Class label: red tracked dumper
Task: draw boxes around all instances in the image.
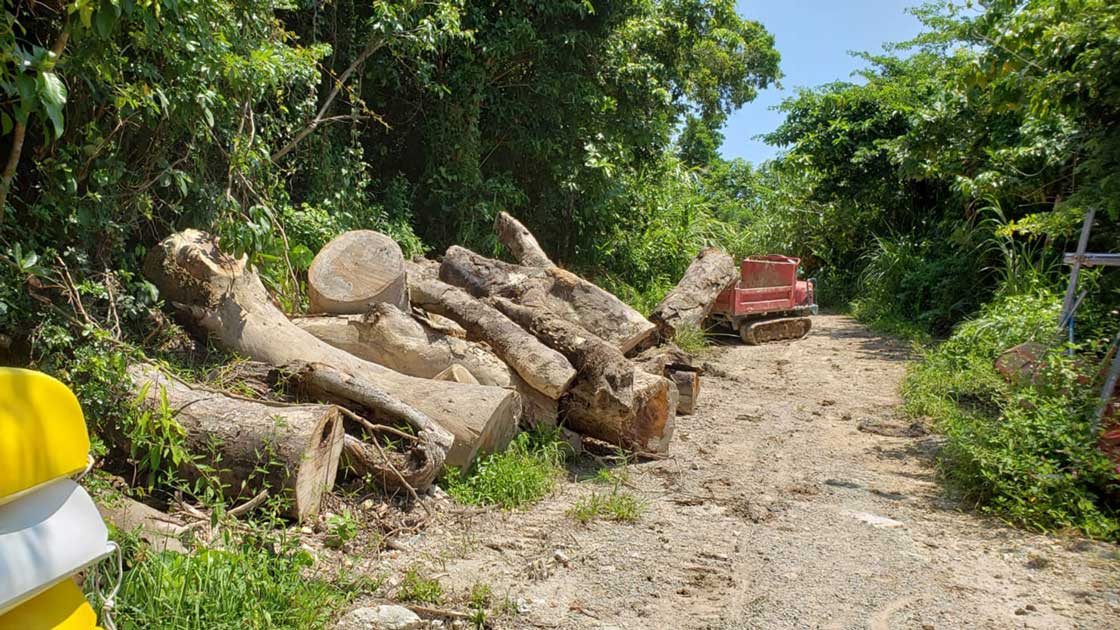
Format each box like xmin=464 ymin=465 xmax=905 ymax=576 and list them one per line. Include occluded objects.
xmin=708 ymin=255 xmax=817 ymax=344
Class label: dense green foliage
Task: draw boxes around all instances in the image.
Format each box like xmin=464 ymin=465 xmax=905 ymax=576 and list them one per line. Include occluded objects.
xmin=905 ymin=291 xmax=1119 ymax=537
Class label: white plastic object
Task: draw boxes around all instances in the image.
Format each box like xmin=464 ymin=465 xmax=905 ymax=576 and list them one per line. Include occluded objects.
xmin=0 ymin=479 xmax=114 ymax=615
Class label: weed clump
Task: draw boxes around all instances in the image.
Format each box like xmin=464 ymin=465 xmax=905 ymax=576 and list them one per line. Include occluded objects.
xmin=672 ymin=323 xmax=710 ymax=354
xmin=396 ymin=567 xmax=443 ymax=604
xmin=569 ymin=467 xmax=646 ymax=524
xmin=445 ymin=427 xmax=570 ymax=509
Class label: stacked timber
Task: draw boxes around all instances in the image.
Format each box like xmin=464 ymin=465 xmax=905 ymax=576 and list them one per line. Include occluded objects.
xmin=140 ymin=212 xmax=733 ymax=516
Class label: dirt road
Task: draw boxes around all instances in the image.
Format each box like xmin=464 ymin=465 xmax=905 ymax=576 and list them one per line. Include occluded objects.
xmin=372 ymin=315 xmax=1119 ymax=629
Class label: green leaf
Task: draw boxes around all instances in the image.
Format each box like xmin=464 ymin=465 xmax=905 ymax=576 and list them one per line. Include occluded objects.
xmin=0 ymin=113 xmax=11 ymax=135
xmin=94 ymin=5 xmax=117 ymax=38
xmin=37 ymin=72 xmax=68 ymax=138
xmin=14 ymin=75 xmax=37 ymax=123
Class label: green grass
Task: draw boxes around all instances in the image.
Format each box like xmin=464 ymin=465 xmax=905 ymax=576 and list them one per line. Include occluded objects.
xmin=903 ymin=291 xmax=1120 ymax=540
xmin=445 ymin=427 xmax=570 ymax=509
xmin=567 ymin=486 xmax=646 ymax=524
xmin=395 ymin=567 xmax=443 ymax=604
xmin=102 ymin=536 xmax=358 ymax=629
xmin=672 ymin=323 xmax=710 ymax=353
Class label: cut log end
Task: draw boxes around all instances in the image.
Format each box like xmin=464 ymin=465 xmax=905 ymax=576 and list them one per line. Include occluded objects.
xmin=308 ymin=230 xmax=408 ymax=314
xmin=293 ymin=406 xmax=346 ymax=513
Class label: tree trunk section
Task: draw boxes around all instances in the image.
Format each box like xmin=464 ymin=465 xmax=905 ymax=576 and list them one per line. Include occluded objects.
xmin=308 ymin=230 xmax=408 ymax=314
xmin=127 ymin=364 xmax=344 ymax=521
xmin=493 ymin=211 xmax=554 ymax=267
xmin=144 ymin=230 xmax=519 ymax=470
xmin=294 ymin=303 xmax=515 ymax=388
xmin=408 ymin=275 xmax=576 ymax=400
xmin=649 ymin=247 xmax=738 ymax=340
xmin=491 ymin=297 xmax=675 ymax=453
xmin=440 ymin=245 xmax=656 ymax=354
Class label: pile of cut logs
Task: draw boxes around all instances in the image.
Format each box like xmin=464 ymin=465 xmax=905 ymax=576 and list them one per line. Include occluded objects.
xmin=130 ymin=213 xmax=738 ymax=521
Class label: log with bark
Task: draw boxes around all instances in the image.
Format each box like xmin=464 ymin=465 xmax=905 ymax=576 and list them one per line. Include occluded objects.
xmin=493 ymin=211 xmax=554 ymax=268
xmin=491 ymin=297 xmax=676 ymax=453
xmin=144 ymin=230 xmax=519 ymax=470
xmin=308 ymin=230 xmax=409 ymax=314
xmin=127 ymin=364 xmax=344 ymax=521
xmin=407 ymin=275 xmax=576 ymax=400
xmin=440 ymin=245 xmax=657 ymax=354
xmin=276 ymin=361 xmax=458 ymax=491
xmin=648 ymin=247 xmax=738 ymax=340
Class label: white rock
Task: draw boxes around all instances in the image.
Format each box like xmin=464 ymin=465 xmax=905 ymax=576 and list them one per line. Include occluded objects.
xmin=335 ymin=605 xmax=423 ymax=630
xmin=850 ymin=512 xmax=904 ymax=528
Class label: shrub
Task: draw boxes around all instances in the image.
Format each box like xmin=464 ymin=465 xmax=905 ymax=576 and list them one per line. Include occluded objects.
xmin=904 ymin=290 xmax=1120 ymax=540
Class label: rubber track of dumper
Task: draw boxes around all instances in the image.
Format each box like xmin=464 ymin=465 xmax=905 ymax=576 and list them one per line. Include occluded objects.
xmin=740 ymin=317 xmax=812 ymax=345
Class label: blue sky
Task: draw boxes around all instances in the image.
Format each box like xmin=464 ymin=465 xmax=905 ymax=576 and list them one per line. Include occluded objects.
xmin=721 ymin=1 xmax=926 ymax=164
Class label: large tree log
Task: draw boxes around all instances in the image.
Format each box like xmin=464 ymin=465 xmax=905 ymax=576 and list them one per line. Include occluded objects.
xmin=491 ymin=297 xmax=676 ymax=453
xmin=294 ymin=303 xmax=515 ymax=388
xmin=296 ymin=305 xmax=560 ymax=427
xmin=440 ymin=246 xmax=657 ymax=354
xmin=408 ymin=275 xmax=576 ymax=400
xmin=308 ymin=230 xmax=408 ymax=314
xmin=493 ymin=211 xmax=554 ymax=268
xmin=649 ymin=247 xmax=738 ymax=340
xmin=127 ymin=364 xmax=344 ymax=521
xmin=144 ymin=230 xmax=519 ymax=469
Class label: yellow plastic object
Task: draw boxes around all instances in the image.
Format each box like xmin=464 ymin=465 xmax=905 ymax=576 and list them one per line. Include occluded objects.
xmin=0 ymin=368 xmax=90 ymax=504
xmin=0 ymin=580 xmax=100 ymax=630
